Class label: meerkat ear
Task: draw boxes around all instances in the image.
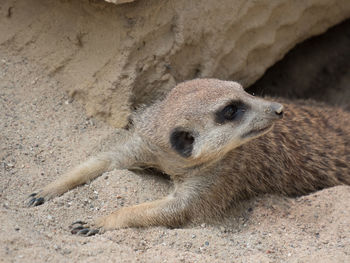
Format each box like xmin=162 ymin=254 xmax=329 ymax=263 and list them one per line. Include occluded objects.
xmin=170 ymin=128 xmax=195 ymax=158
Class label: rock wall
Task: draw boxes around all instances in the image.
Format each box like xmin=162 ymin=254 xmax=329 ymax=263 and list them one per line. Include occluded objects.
xmin=1 ymin=0 xmax=350 ymax=127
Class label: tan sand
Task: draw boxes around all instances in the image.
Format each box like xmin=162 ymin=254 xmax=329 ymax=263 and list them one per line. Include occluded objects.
xmin=1 ymin=49 xmax=350 ymax=263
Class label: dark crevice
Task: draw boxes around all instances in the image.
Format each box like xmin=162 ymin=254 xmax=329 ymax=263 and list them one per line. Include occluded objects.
xmin=247 ymin=19 xmax=350 ymax=111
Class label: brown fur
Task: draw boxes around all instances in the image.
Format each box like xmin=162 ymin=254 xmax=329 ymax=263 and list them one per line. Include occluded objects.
xmin=28 ymin=79 xmax=350 ymax=235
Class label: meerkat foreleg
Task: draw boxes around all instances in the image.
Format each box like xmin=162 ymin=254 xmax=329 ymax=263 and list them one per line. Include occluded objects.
xmin=98 ymin=195 xmax=188 ymax=229
xmin=28 ymin=153 xmax=114 ymax=206
xmin=70 ymin=176 xmax=230 ymax=235
xmin=28 ymin=133 xmax=150 ymax=206
xmin=71 ymin=190 xmax=192 ymax=235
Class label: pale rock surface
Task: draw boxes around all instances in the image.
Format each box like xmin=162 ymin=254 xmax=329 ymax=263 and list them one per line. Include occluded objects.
xmin=1 ymin=0 xmax=350 ymax=126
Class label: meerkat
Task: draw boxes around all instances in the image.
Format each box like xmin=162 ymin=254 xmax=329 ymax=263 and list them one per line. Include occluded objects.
xmin=28 ymin=79 xmax=350 ymax=236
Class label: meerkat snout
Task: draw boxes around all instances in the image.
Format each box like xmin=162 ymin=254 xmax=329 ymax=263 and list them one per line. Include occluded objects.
xmin=264 ymin=102 xmax=284 ymax=118
xmin=270 ymin=102 xmax=284 ymax=118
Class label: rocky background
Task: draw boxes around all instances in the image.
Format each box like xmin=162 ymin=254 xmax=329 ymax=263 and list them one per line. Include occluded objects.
xmin=1 ymin=0 xmax=350 ymax=126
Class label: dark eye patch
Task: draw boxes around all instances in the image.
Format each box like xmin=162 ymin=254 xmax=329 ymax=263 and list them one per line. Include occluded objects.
xmin=215 ymin=100 xmax=247 ymax=124
xmin=170 ymin=129 xmax=195 ymax=158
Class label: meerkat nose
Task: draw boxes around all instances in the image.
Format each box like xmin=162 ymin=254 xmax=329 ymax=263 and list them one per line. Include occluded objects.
xmin=270 ymin=102 xmax=284 ymax=118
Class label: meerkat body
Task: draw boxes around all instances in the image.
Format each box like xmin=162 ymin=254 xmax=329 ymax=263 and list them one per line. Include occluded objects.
xmin=28 ymin=79 xmax=350 ymax=235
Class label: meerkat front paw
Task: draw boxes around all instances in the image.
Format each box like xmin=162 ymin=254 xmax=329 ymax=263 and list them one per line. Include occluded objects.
xmin=27 ymin=182 xmax=70 ymax=207
xmin=70 ymin=212 xmax=125 ymax=236
xmin=27 ymin=192 xmax=46 ymax=206
xmin=70 ymin=221 xmax=101 ymax=236
xmin=27 ymin=189 xmax=57 ymax=207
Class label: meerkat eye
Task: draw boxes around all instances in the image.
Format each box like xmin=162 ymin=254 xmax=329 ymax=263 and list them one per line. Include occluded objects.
xmin=222 ymin=104 xmax=238 ymax=120
xmin=215 ymin=100 xmax=246 ymax=124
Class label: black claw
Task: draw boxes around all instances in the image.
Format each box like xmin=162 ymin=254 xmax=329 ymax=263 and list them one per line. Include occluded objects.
xmin=77 ymin=228 xmax=90 ymax=235
xmin=34 ymin=197 xmax=45 ymax=206
xmin=78 ymin=228 xmax=99 ymax=236
xmin=29 ymin=193 xmax=37 ymax=197
xmin=87 ymin=229 xmax=99 ymax=236
xmin=71 ymin=226 xmax=85 ymax=234
xmin=28 ymin=196 xmax=45 ymax=207
xmin=28 ymin=198 xmax=36 ymax=206
xmin=70 ymin=221 xmax=87 ymax=227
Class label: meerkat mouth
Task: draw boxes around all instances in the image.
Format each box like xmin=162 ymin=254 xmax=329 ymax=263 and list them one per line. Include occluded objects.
xmin=242 ymin=124 xmax=273 ymax=139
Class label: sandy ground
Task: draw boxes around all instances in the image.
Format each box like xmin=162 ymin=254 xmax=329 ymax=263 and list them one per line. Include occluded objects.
xmin=1 ymin=49 xmax=350 ymax=263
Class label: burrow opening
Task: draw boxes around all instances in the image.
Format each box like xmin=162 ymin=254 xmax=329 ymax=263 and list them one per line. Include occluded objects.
xmin=247 ymin=19 xmax=350 ymax=111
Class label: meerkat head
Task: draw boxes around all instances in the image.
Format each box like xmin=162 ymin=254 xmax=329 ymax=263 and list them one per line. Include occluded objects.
xmin=145 ymin=79 xmax=283 ymax=166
